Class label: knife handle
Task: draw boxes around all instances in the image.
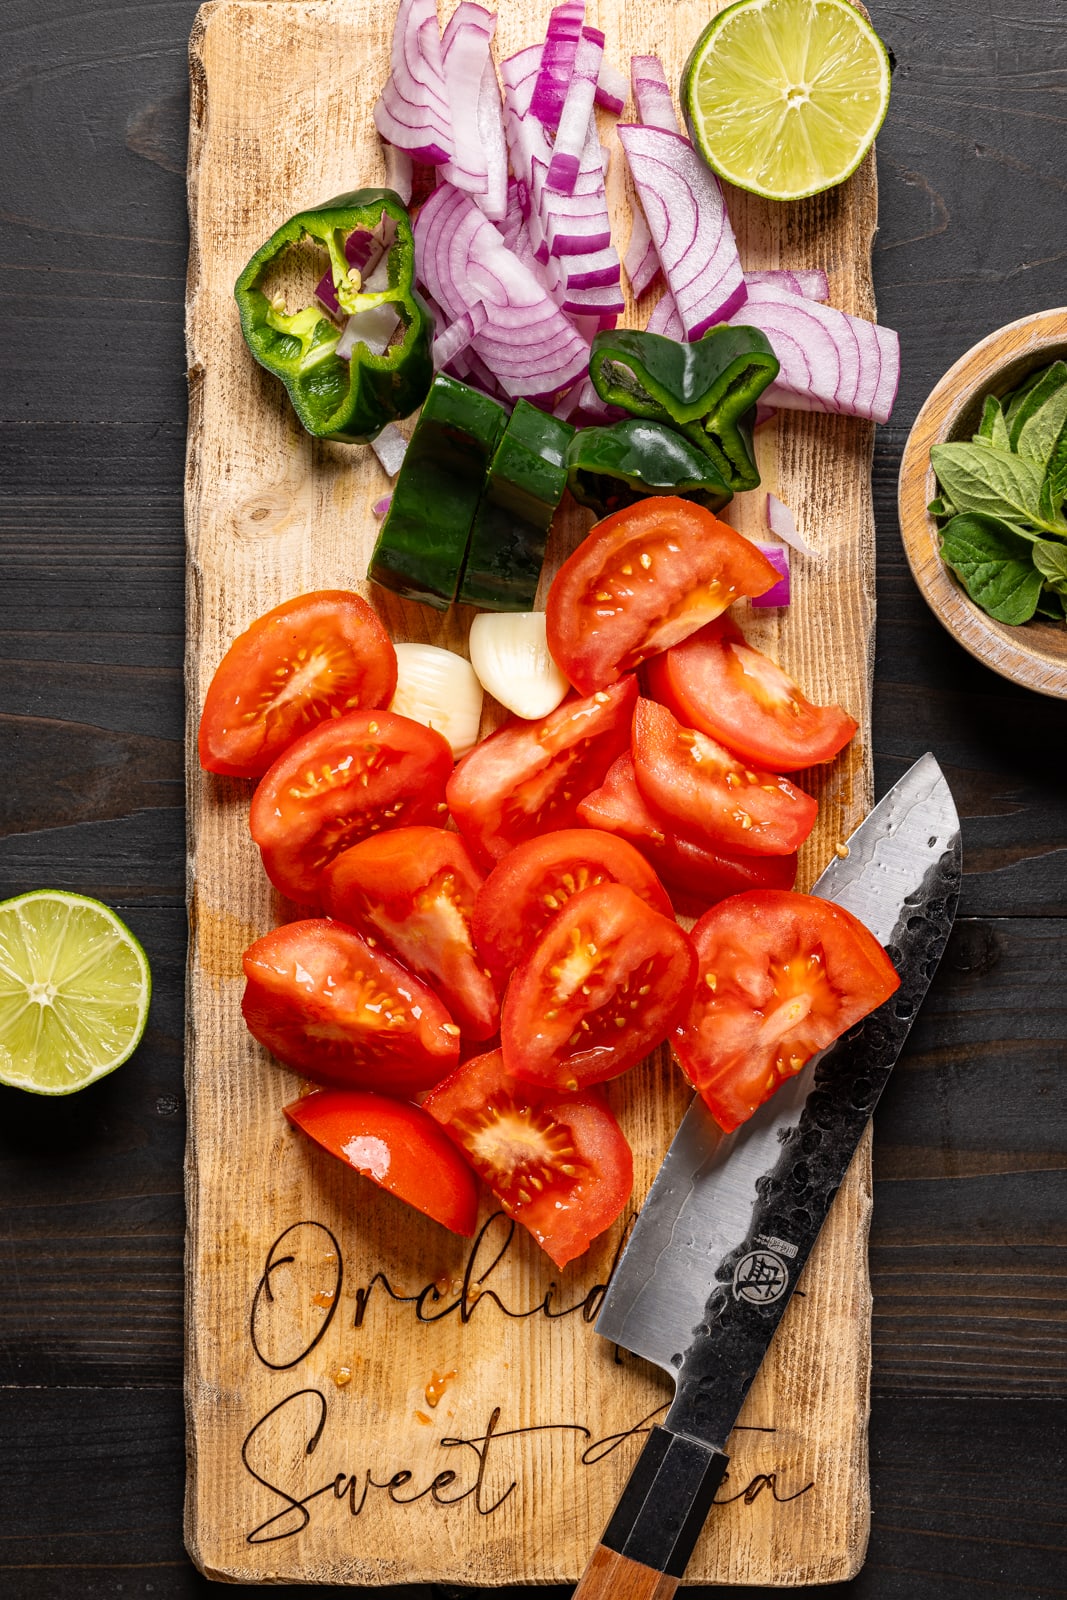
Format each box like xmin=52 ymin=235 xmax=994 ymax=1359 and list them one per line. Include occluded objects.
xmin=572 ymin=1425 xmax=729 ymax=1600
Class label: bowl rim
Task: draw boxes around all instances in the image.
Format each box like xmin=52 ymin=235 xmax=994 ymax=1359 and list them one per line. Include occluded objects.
xmin=898 ymin=306 xmax=1067 ymax=698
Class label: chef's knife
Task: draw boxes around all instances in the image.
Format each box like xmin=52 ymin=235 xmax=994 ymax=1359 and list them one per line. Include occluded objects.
xmin=573 ymin=752 xmax=961 ymax=1599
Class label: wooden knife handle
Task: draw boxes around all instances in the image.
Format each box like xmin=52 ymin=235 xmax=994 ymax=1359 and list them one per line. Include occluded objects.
xmin=572 ymin=1426 xmax=729 ymax=1599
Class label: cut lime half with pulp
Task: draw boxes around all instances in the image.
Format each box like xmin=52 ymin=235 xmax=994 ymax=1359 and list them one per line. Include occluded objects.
xmin=683 ymin=0 xmax=892 ymax=202
xmin=0 ymin=890 xmax=151 ymax=1095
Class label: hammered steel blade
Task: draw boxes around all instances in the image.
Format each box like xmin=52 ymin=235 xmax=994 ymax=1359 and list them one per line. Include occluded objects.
xmin=595 ymin=752 xmax=961 ymax=1423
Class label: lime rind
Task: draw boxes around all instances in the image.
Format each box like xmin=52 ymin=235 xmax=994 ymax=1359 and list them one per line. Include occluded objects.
xmin=683 ymin=0 xmax=892 ymax=203
xmin=0 ymin=890 xmax=152 ymax=1095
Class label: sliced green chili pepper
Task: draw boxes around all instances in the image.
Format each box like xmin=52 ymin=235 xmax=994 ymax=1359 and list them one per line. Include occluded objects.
xmin=587 ymin=325 xmax=779 ymax=493
xmin=565 ymin=419 xmax=734 ymax=517
xmin=234 ymin=188 xmax=434 ymax=443
xmin=458 ymin=402 xmax=575 ymax=611
xmin=369 ymin=375 xmax=508 ymax=610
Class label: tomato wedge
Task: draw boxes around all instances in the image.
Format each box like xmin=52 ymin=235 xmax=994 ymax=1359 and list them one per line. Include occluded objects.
xmin=285 ymin=1088 xmax=479 ymax=1236
xmin=445 ymin=677 xmax=636 ymax=865
xmin=501 ymin=882 xmax=697 ymax=1091
xmin=242 ymin=919 xmax=460 ymax=1094
xmin=545 ymin=497 xmax=779 ymax=695
xmin=423 ymin=1048 xmax=633 ymax=1268
xmin=321 ymin=826 xmax=499 ymax=1041
xmin=471 ymin=827 xmax=673 ymax=990
xmin=578 ymin=755 xmax=798 ymax=912
xmin=631 ymin=698 xmax=818 ymax=859
xmin=249 ymin=709 xmax=454 ymax=904
xmin=198 ymin=590 xmax=397 ymax=778
xmin=644 ymin=615 xmax=858 ymax=772
xmin=673 ymin=890 xmax=900 ymax=1133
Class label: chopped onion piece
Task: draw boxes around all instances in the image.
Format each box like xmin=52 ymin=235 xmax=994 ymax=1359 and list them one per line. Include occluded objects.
xmin=370 ymin=424 xmax=408 ymax=478
xmin=767 ymin=492 xmax=818 ymax=558
xmin=623 ymin=203 xmax=660 ymax=298
xmin=373 ymin=0 xmax=454 ymax=165
xmin=645 ymin=288 xmax=683 ymax=339
xmin=440 ymin=3 xmax=496 ymax=198
xmin=618 ymin=122 xmax=747 ymax=340
xmin=745 ymin=268 xmax=829 ymax=301
xmin=751 ymin=545 xmax=791 ymax=607
xmin=476 ymin=56 xmax=509 ymax=221
xmin=371 ymin=495 xmax=392 ymax=519
xmin=546 ymin=27 xmax=604 ymax=193
xmin=337 ymin=302 xmax=401 ymax=359
xmin=630 ymin=54 xmax=680 ymax=134
xmin=468 ymin=612 xmax=570 ymax=720
xmin=730 ymin=283 xmax=900 ymax=424
xmin=529 ymin=1 xmax=584 ymax=127
xmin=432 ymin=301 xmax=489 ymax=369
xmin=595 ymin=58 xmax=628 ymax=114
xmin=415 ymin=182 xmax=590 ymax=402
xmin=381 ymin=142 xmax=414 ymax=205
xmin=390 ymin=642 xmax=484 ymax=757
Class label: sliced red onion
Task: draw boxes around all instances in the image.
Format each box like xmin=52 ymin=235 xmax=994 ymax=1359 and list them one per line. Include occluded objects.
xmin=380 ymin=142 xmax=414 ymax=206
xmin=766 ymin=492 xmax=818 ymax=558
xmin=645 ymin=288 xmax=684 ymax=340
xmin=372 ymin=495 xmax=393 ymax=519
xmin=618 ymin=122 xmax=747 ymax=340
xmin=751 ymin=545 xmax=791 ymax=607
xmin=630 ymin=54 xmax=680 ymax=134
xmin=373 ymin=0 xmax=454 ymax=165
xmin=745 ymin=267 xmax=829 ymax=301
xmin=546 ymin=27 xmax=604 ymax=193
xmin=415 ymin=181 xmax=590 ymax=402
xmin=538 ymin=122 xmax=613 ymax=257
xmin=623 ymin=203 xmax=660 ymax=298
xmin=595 ymin=58 xmax=628 ymax=115
xmin=476 ymin=56 xmax=509 ymax=222
xmin=554 ymin=244 xmax=621 ymax=290
xmin=439 ymin=4 xmax=496 ymax=199
xmin=529 ymin=1 xmax=584 ymax=127
xmin=371 ymin=425 xmax=408 ymax=478
xmin=431 ymin=301 xmax=489 ymax=369
xmin=730 ymin=283 xmax=900 ymax=424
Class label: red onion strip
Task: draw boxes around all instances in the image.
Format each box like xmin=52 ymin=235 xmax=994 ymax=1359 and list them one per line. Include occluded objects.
xmin=380 ymin=142 xmax=414 ymax=205
xmin=630 ymin=54 xmax=680 ymax=134
xmin=373 ymin=0 xmax=454 ymax=165
xmin=617 ymin=122 xmax=747 ymax=340
xmin=623 ymin=204 xmax=660 ymax=298
xmin=439 ymin=3 xmax=497 ymax=198
xmin=431 ymin=301 xmax=489 ymax=369
xmin=750 ymin=545 xmax=791 ymax=607
xmin=645 ymin=287 xmax=684 ymax=339
xmin=745 ymin=267 xmax=829 ymax=301
xmin=546 ymin=27 xmax=604 ymax=193
xmin=529 ymin=1 xmax=584 ymax=127
xmin=595 ymin=58 xmax=628 ymax=114
xmin=767 ymin=492 xmax=818 ymax=558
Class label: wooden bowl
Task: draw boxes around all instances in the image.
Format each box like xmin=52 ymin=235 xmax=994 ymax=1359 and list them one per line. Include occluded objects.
xmin=898 ymin=307 xmax=1067 ymax=697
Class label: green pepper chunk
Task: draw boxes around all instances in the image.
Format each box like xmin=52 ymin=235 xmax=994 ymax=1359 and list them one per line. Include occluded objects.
xmin=458 ymin=402 xmax=575 ymax=611
xmin=369 ymin=375 xmax=508 ymax=610
xmin=565 ymin=419 xmax=734 ymax=517
xmin=234 ymin=188 xmax=434 ymax=443
xmin=587 ymin=325 xmax=780 ymax=493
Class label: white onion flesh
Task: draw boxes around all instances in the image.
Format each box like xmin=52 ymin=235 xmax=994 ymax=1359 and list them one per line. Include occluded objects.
xmin=390 ymin=643 xmax=484 ymax=757
xmin=468 ymin=612 xmax=570 ymax=721
xmin=630 ymin=54 xmax=680 ymax=134
xmin=767 ymin=492 xmax=819 ymax=558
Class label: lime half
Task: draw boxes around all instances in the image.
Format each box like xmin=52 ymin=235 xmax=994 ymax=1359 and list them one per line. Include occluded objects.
xmin=683 ymin=0 xmax=892 ymax=202
xmin=0 ymin=890 xmax=151 ymax=1095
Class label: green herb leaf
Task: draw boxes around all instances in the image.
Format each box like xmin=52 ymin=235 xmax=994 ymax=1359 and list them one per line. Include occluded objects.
xmin=975 ymin=393 xmax=1011 ymax=451
xmin=927 ymin=495 xmax=955 ymax=519
xmin=929 ymin=440 xmax=1047 ymax=529
xmin=1032 ymin=538 xmax=1067 ymax=594
xmin=1012 ymin=361 xmax=1067 ymax=468
xmin=938 ymin=512 xmax=1045 ymax=624
xmin=1004 ymin=365 xmax=1050 ymax=427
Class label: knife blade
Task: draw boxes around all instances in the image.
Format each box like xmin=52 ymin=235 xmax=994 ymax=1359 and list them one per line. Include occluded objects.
xmin=572 ymin=752 xmax=961 ymax=1600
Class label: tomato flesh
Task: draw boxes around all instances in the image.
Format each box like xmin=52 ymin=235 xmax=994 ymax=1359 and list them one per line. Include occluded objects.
xmin=249 ymin=709 xmax=454 ymax=904
xmin=545 ymin=497 xmax=779 ymax=695
xmin=501 ymin=882 xmax=697 ymax=1090
xmin=631 ymin=697 xmax=818 ymax=859
xmin=198 ymin=590 xmax=397 ymax=778
xmin=242 ymin=919 xmax=460 ymax=1094
xmin=673 ymin=890 xmax=901 ymax=1133
xmin=321 ymin=826 xmax=499 ymax=1041
xmin=644 ymin=615 xmax=858 ymax=773
xmin=285 ymin=1088 xmax=479 ymax=1236
xmin=446 ymin=677 xmax=636 ymax=865
xmin=424 ymin=1048 xmax=633 ymax=1268
xmin=471 ymin=826 xmax=673 ymax=990
xmin=578 ymin=755 xmax=797 ymax=913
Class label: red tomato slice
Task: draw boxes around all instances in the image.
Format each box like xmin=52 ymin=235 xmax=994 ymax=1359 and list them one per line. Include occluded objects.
xmin=284 ymin=1088 xmax=479 ymax=1236
xmin=644 ymin=615 xmax=858 ymax=772
xmin=545 ymin=497 xmax=779 ymax=695
xmin=631 ymin=698 xmax=818 ymax=859
xmin=321 ymin=826 xmax=499 ymax=1041
xmin=445 ymin=677 xmax=637 ymax=865
xmin=249 ymin=709 xmax=454 ymax=904
xmin=423 ymin=1048 xmax=633 ymax=1268
xmin=578 ymin=755 xmax=798 ymax=913
xmin=501 ymin=882 xmax=697 ymax=1091
xmin=673 ymin=890 xmax=900 ymax=1133
xmin=198 ymin=590 xmax=397 ymax=778
xmin=471 ymin=827 xmax=673 ymax=990
xmin=242 ymin=919 xmax=460 ymax=1094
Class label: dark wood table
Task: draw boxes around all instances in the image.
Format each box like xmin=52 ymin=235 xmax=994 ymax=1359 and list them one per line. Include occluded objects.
xmin=1 ymin=1 xmax=1064 ymax=1594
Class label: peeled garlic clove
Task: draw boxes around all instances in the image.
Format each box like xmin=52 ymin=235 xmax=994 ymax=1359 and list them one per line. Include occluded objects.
xmin=468 ymin=612 xmax=570 ymax=721
xmin=390 ymin=642 xmax=484 ymax=757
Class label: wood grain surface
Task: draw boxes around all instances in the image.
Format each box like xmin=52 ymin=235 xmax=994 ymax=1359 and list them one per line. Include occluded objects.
xmin=1 ymin=0 xmax=1065 ymax=1595
xmin=183 ymin=0 xmax=881 ymax=1584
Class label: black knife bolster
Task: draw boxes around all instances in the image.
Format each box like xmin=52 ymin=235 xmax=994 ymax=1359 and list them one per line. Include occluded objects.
xmin=599 ymin=1424 xmax=729 ymax=1578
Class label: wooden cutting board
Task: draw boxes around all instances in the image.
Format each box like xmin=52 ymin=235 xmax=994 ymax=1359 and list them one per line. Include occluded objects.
xmin=184 ymin=0 xmax=881 ymax=1583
